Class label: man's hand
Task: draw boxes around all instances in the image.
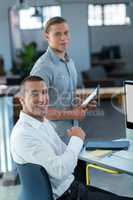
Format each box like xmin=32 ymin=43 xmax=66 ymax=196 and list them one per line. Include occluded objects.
xmin=67 ymin=127 xmax=86 ymax=141
xmin=71 ymin=100 xmax=97 ymax=120
xmin=80 ymin=100 xmax=97 ymax=111
xmin=72 ymin=107 xmax=87 ymax=120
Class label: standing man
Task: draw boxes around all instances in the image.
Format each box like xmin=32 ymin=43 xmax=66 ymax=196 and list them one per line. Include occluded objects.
xmin=30 ymin=17 xmax=90 ymax=143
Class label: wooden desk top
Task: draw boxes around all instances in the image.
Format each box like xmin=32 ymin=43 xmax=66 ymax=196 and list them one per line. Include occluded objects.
xmin=77 ymin=87 xmax=124 ymax=95
xmin=76 ymin=87 xmax=124 ymax=100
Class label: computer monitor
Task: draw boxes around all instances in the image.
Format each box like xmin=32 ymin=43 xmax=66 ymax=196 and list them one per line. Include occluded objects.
xmin=124 ymin=80 xmax=133 ymax=129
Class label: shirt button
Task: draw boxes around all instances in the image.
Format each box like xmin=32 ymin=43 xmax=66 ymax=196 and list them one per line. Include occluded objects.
xmin=68 ymin=189 xmax=71 ymax=194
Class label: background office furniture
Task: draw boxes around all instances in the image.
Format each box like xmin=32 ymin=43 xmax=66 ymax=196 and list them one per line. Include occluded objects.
xmin=17 ymin=163 xmax=53 ymax=200
xmin=82 ymin=66 xmax=124 ymax=88
xmin=91 ymin=59 xmax=125 ymax=74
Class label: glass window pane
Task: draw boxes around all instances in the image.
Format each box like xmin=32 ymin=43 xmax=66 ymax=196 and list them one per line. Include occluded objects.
xmin=104 ymin=4 xmax=127 ymax=25
xmin=42 ymin=6 xmax=61 ymax=27
xmin=19 ymin=6 xmax=61 ymax=30
xmin=88 ymin=3 xmax=130 ymax=26
xmin=88 ymin=4 xmax=102 ymax=26
xmin=19 ymin=7 xmax=42 ymax=30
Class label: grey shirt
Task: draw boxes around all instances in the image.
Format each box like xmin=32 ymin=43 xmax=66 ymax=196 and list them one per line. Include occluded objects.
xmin=30 ymin=47 xmax=78 ymax=143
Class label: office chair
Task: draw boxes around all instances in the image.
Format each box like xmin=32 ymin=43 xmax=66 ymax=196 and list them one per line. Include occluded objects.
xmin=16 ymin=163 xmax=54 ymax=200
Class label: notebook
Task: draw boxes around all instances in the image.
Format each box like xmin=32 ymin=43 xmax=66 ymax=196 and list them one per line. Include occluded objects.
xmin=85 ymin=140 xmax=129 ymax=151
xmin=88 ymin=150 xmax=112 ymax=159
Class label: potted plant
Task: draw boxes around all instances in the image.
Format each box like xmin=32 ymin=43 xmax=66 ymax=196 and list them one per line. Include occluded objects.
xmin=11 ymin=42 xmax=39 ymax=78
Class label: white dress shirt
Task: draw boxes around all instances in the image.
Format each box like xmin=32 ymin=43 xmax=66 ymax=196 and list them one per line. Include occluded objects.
xmin=10 ymin=111 xmax=83 ymax=199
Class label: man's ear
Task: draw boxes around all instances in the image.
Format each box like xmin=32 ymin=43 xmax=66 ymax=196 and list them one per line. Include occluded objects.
xmin=18 ymin=96 xmax=24 ymax=107
xmin=44 ymin=32 xmax=49 ymax=41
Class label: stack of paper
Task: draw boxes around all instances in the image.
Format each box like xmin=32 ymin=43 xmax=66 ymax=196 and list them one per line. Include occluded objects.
xmin=88 ymin=150 xmax=112 ymax=159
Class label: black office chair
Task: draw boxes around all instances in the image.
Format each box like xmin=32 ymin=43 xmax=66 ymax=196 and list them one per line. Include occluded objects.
xmin=16 ymin=163 xmax=54 ymax=200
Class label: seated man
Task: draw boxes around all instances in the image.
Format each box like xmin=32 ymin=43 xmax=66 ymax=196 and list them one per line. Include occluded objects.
xmin=10 ymin=76 xmax=130 ymax=200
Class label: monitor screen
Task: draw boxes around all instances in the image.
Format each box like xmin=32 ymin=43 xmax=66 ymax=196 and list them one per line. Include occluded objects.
xmin=125 ymin=80 xmax=133 ymax=129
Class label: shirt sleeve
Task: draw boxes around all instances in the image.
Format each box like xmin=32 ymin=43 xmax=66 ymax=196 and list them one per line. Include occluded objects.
xmin=12 ymin=131 xmax=83 ymax=181
xmin=30 ymin=61 xmax=53 ymax=88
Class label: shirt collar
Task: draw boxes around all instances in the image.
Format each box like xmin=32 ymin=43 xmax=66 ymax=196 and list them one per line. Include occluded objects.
xmin=19 ymin=111 xmax=46 ymax=130
xmin=47 ymin=46 xmax=70 ymax=64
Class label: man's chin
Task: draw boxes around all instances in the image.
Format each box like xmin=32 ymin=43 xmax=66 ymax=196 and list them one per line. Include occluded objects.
xmin=34 ymin=109 xmax=48 ymax=118
xmin=54 ymin=47 xmax=67 ymax=53
xmin=34 ymin=112 xmax=47 ymax=121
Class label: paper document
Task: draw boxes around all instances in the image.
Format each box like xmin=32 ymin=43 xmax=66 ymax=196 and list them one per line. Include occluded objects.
xmin=114 ymin=150 xmax=133 ymax=161
xmin=88 ymin=150 xmax=112 ymax=159
xmin=81 ymin=85 xmax=99 ymax=107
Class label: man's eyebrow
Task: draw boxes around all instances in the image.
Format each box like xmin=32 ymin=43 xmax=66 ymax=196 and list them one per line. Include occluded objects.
xmin=31 ymin=90 xmax=38 ymax=92
xmin=30 ymin=89 xmax=48 ymax=92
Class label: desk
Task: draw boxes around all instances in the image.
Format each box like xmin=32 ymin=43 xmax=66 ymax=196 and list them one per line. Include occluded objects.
xmin=79 ymin=139 xmax=133 ymax=179
xmin=76 ymin=87 xmax=124 ymax=105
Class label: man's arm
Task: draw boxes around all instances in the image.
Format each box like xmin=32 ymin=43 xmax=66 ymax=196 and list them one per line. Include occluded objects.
xmin=46 ymin=100 xmax=96 ymax=121
xmin=46 ymin=107 xmax=87 ymax=121
xmin=12 ymin=127 xmax=85 ymax=181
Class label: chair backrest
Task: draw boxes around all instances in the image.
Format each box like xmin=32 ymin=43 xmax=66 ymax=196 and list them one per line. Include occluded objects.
xmin=16 ymin=163 xmax=53 ymax=200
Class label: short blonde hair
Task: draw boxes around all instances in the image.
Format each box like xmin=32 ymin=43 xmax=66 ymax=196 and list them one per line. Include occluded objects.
xmin=45 ymin=16 xmax=67 ymax=33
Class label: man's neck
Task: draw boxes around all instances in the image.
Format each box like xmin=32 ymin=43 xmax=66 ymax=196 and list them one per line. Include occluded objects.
xmin=23 ymin=110 xmax=44 ymax=122
xmin=51 ymin=48 xmax=65 ymax=61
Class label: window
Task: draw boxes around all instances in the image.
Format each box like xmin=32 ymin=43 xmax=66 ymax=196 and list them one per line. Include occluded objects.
xmin=19 ymin=7 xmax=42 ymax=29
xmin=42 ymin=6 xmax=61 ymax=27
xmin=88 ymin=3 xmax=130 ymax=26
xmin=19 ymin=5 xmax=61 ymax=30
xmin=88 ymin=4 xmax=102 ymax=26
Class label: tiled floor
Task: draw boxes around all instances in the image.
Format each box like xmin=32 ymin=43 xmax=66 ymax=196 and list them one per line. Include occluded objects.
xmin=0 ymin=183 xmax=20 ymax=200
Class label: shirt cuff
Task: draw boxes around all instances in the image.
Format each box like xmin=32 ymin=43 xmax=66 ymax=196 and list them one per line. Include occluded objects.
xmin=67 ymin=136 xmax=83 ymax=155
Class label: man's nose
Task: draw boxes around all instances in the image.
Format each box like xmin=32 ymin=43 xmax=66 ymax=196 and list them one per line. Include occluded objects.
xmin=60 ymin=34 xmax=66 ymax=40
xmin=38 ymin=93 xmax=44 ymax=102
xmin=38 ymin=93 xmax=48 ymax=103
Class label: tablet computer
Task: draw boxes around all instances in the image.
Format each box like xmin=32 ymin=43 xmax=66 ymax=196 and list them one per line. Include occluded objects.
xmin=81 ymin=85 xmax=100 ymax=107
